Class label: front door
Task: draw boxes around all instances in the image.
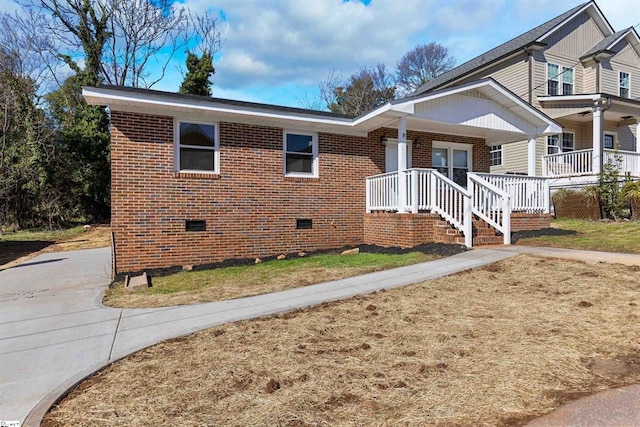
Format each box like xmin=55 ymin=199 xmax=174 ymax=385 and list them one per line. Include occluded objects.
xmin=385 ymin=139 xmax=412 ymax=173
xmin=432 ymin=142 xmax=472 ymax=187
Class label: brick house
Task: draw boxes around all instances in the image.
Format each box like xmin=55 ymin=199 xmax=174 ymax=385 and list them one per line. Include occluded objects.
xmin=84 ymin=78 xmax=559 ymax=275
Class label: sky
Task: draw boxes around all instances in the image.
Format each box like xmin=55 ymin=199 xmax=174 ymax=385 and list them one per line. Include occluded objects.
xmin=3 ymin=0 xmax=639 ymax=108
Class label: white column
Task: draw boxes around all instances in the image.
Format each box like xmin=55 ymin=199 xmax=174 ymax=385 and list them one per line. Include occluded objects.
xmin=592 ymin=105 xmax=604 ymax=174
xmin=635 ymin=121 xmax=640 ymax=154
xmin=397 ymin=117 xmax=408 ymax=212
xmin=527 ymin=137 xmax=536 ymax=176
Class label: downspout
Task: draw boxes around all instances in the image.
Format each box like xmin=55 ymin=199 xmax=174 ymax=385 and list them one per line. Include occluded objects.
xmin=527 ymin=51 xmax=534 ymax=105
xmin=595 ymin=59 xmax=601 ymax=93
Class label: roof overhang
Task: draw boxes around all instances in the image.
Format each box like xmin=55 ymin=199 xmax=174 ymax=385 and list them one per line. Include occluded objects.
xmin=364 ymin=79 xmax=562 ymax=143
xmin=538 ymin=94 xmax=640 ymax=122
xmin=537 ymin=1 xmax=614 ymax=42
xmin=83 ymin=86 xmax=368 ymax=137
xmin=84 ymin=79 xmax=561 ymax=144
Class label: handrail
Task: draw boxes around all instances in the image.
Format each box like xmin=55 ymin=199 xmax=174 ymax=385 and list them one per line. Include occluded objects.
xmin=472 ymin=172 xmax=549 ymax=213
xmin=468 ymin=173 xmax=511 ymax=245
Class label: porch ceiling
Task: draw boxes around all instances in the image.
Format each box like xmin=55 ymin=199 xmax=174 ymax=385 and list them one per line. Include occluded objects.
xmin=539 ymin=94 xmax=640 ymax=124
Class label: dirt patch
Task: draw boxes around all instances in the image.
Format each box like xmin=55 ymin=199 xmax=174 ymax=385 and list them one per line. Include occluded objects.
xmin=512 ymin=227 xmax=578 ymax=243
xmin=0 ymin=225 xmax=111 ymax=270
xmin=43 ymin=255 xmax=640 ymax=426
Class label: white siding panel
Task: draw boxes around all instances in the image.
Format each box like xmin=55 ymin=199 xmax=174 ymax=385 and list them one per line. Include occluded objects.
xmin=413 ymin=94 xmax=535 ymax=135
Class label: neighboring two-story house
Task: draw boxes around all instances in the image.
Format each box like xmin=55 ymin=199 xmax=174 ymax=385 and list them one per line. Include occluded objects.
xmin=414 ymin=1 xmax=640 ymax=186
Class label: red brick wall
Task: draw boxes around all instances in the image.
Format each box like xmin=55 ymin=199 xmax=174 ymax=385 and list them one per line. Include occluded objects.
xmin=110 ymin=112 xmax=490 ymax=273
xmin=369 ymin=128 xmax=489 ymax=173
xmin=363 ymin=212 xmax=441 ymax=248
xmin=511 ymin=213 xmax=552 ymax=231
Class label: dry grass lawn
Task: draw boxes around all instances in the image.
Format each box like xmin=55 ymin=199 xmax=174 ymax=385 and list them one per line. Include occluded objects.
xmin=44 ymin=255 xmax=640 ymax=426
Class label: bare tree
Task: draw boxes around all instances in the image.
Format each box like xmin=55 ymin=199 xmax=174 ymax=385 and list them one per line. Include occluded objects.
xmin=186 ymin=9 xmax=223 ymax=58
xmin=103 ymin=0 xmax=189 ymax=88
xmin=396 ymin=42 xmax=455 ymax=95
xmin=321 ymin=64 xmax=396 ymax=116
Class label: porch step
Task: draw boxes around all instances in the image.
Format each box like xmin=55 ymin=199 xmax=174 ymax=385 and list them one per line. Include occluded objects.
xmin=433 ymin=216 xmax=505 ymax=246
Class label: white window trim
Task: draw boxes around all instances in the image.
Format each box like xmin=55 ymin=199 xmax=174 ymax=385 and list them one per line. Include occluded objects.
xmin=432 ymin=141 xmax=474 ymax=176
xmin=490 ymin=145 xmax=503 ymax=166
xmin=547 ymin=63 xmax=574 ymax=96
xmin=546 ymin=131 xmax=575 ymax=154
xmin=619 ymin=71 xmax=630 ymax=98
xmin=283 ymin=130 xmax=318 ymax=178
xmin=604 ymin=131 xmax=617 ymax=149
xmin=174 ymin=118 xmax=220 ymax=174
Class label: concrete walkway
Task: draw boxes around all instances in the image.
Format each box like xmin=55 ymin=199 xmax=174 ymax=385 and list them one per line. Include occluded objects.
xmin=3 ymin=244 xmax=640 ymax=426
xmin=0 ymin=246 xmax=517 ymax=426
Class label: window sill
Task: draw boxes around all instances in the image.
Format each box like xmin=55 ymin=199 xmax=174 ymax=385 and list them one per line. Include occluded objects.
xmin=175 ymin=171 xmax=221 ymax=180
xmin=284 ymin=174 xmax=319 ymax=181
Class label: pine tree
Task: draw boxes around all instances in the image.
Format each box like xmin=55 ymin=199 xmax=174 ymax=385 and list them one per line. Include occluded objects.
xmin=179 ymin=52 xmax=215 ymax=96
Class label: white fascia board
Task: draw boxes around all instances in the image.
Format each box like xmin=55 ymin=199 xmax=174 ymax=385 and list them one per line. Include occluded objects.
xmin=606 ymin=29 xmax=632 ymax=50
xmin=538 ymin=94 xmax=602 ymax=104
xmin=536 ymin=2 xmax=613 ymax=43
xmin=83 ymin=87 xmax=354 ymax=128
xmin=351 ymin=103 xmax=394 ymax=126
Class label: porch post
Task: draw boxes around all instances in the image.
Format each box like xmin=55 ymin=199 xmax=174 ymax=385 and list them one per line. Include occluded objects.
xmin=636 ymin=122 xmax=640 ymax=176
xmin=592 ymin=103 xmax=605 ymax=175
xmin=397 ymin=116 xmax=408 ymax=212
xmin=527 ymin=137 xmax=536 ymax=176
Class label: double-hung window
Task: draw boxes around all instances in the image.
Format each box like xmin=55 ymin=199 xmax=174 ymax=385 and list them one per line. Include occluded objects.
xmin=547 ymin=63 xmax=574 ymax=95
xmin=176 ymin=121 xmax=219 ymax=172
xmin=604 ymin=132 xmax=616 ymax=149
xmin=620 ymin=71 xmax=630 ymax=98
xmin=284 ymin=131 xmax=318 ymax=177
xmin=490 ymin=145 xmax=502 ymax=166
xmin=547 ymin=132 xmax=574 ymax=154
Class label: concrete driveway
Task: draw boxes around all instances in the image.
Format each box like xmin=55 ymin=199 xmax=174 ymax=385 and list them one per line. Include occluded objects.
xmin=0 ymin=247 xmax=115 ymax=424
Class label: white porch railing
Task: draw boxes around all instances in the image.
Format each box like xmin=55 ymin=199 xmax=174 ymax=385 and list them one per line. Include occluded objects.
xmin=543 ymin=149 xmax=640 ymax=178
xmin=472 ymin=172 xmax=549 ymax=213
xmin=367 ymin=168 xmax=473 ymax=247
xmin=467 ymin=174 xmax=511 ymax=245
xmin=604 ymin=149 xmax=640 ymax=176
xmin=366 ymin=171 xmax=398 ymax=212
xmin=365 ymin=169 xmax=555 ymax=247
xmin=542 ymin=149 xmax=593 ymax=177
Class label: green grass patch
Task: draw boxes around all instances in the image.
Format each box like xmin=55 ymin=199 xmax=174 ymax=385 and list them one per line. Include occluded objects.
xmin=515 ymin=218 xmax=640 ymax=254
xmin=105 ymin=251 xmax=437 ymax=308
xmin=0 ymin=226 xmax=86 ymax=242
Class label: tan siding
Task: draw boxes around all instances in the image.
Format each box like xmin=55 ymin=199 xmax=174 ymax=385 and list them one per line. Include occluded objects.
xmin=490 ymin=140 xmax=529 ymax=174
xmin=611 ymin=39 xmax=640 ymax=66
xmin=583 ymin=64 xmax=597 ymax=93
xmin=615 ymin=125 xmax=636 ymax=151
xmin=545 ymin=12 xmax=605 ymax=58
xmin=600 ymin=39 xmax=640 ymax=98
xmin=457 ymin=53 xmax=529 ymax=101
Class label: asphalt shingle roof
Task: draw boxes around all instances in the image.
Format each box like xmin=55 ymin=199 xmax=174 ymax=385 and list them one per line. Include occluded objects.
xmin=413 ymin=2 xmax=591 ymax=95
xmin=581 ymin=28 xmax=632 ymax=59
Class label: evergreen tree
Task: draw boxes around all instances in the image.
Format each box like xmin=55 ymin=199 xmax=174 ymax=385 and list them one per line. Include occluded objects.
xmin=179 ymin=52 xmax=215 ymax=96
